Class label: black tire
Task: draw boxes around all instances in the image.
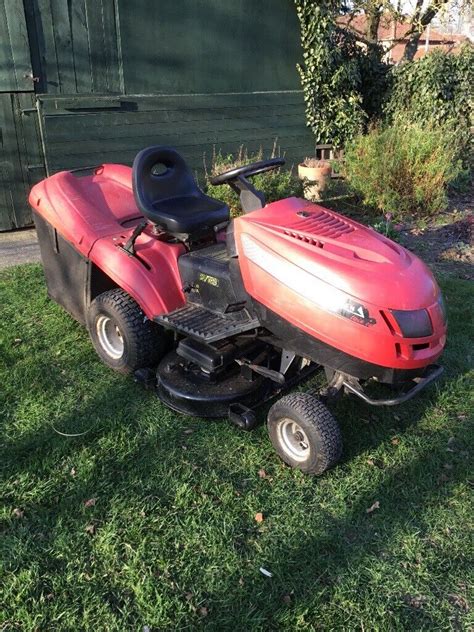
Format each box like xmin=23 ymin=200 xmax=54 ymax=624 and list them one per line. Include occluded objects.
xmin=267 ymin=392 xmax=342 ymax=475
xmin=87 ymin=288 xmax=169 ymax=374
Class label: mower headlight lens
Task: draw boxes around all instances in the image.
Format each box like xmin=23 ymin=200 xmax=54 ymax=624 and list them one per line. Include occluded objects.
xmin=391 ymin=308 xmax=432 ymax=338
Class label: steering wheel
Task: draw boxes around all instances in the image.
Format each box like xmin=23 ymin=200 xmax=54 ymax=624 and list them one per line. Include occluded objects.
xmin=209 ymin=157 xmax=285 ymax=186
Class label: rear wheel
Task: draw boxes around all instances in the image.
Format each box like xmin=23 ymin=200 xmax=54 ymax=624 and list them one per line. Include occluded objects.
xmin=267 ymin=392 xmax=342 ymax=475
xmin=87 ymin=288 xmax=169 ymax=374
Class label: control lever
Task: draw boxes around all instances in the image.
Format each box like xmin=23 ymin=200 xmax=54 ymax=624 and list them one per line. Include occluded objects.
xmin=235 ymin=359 xmax=285 ymax=385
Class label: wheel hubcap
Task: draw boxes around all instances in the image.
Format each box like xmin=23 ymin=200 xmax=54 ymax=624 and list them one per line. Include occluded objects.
xmin=96 ymin=315 xmax=124 ymax=359
xmin=277 ymin=418 xmax=310 ymax=461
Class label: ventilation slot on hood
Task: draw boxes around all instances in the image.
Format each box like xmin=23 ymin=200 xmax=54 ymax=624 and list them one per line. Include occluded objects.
xmin=283 ymin=231 xmax=324 ymax=247
xmin=285 ymin=210 xmax=355 ymax=240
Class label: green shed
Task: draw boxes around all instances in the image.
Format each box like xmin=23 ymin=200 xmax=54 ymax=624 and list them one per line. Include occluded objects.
xmin=0 ymin=0 xmax=313 ymax=231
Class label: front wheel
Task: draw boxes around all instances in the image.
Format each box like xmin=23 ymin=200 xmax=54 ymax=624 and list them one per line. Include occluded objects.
xmin=87 ymin=288 xmax=169 ymax=374
xmin=267 ymin=392 xmax=342 ymax=475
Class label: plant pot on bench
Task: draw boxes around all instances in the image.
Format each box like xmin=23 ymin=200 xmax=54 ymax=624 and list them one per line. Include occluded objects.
xmin=298 ymin=159 xmax=332 ymax=201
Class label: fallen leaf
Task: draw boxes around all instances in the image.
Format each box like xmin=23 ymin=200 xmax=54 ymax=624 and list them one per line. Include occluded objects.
xmin=183 ymin=428 xmax=194 ymax=434
xmin=283 ymin=594 xmax=292 ymax=605
xmin=258 ymin=469 xmax=267 ymax=479
xmin=198 ymin=606 xmax=208 ymax=617
xmin=254 ymin=512 xmax=264 ymax=523
xmin=366 ymin=501 xmax=380 ymax=514
xmin=444 ymin=463 xmax=453 ymax=470
xmin=84 ymin=498 xmax=97 ymax=508
xmin=447 ymin=436 xmax=456 ymax=446
xmin=403 ymin=594 xmax=428 ymax=609
xmin=85 ymin=524 xmax=96 ymax=535
xmin=184 ymin=592 xmax=193 ymax=602
xmin=70 ymin=467 xmax=76 ymax=477
xmin=391 ymin=437 xmax=400 ymax=445
xmin=12 ymin=508 xmax=24 ymax=518
xmin=367 ymin=459 xmax=375 ymax=466
xmin=239 ymin=577 xmax=244 ymax=587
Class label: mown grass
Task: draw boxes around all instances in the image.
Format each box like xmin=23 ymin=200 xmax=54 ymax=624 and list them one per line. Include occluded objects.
xmin=0 ymin=264 xmax=472 ymax=631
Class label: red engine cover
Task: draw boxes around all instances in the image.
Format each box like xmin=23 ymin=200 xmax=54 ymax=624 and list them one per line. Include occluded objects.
xmin=235 ymin=197 xmax=446 ymax=370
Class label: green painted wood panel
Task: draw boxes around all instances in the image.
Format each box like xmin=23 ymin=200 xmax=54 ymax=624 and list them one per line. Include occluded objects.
xmin=22 ymin=0 xmax=302 ymax=96
xmin=0 ymin=0 xmax=34 ymax=91
xmin=23 ymin=0 xmax=122 ymax=94
xmin=0 ymin=94 xmax=45 ymax=229
xmin=117 ymin=0 xmax=302 ymax=94
xmin=38 ymin=93 xmax=314 ymax=175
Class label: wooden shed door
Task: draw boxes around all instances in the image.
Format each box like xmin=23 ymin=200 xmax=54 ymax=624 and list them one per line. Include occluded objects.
xmin=0 ymin=94 xmax=44 ymax=230
xmin=0 ymin=0 xmax=34 ymax=91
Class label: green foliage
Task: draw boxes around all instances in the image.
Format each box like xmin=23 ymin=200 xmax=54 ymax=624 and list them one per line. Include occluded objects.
xmin=295 ymin=0 xmax=366 ymax=148
xmin=343 ymin=120 xmax=465 ymax=219
xmin=295 ymin=1 xmax=390 ymax=148
xmin=357 ymin=46 xmax=391 ymax=122
xmin=370 ymin=215 xmax=402 ymax=241
xmin=204 ymin=147 xmax=303 ymax=217
xmin=385 ymin=45 xmax=474 ymax=155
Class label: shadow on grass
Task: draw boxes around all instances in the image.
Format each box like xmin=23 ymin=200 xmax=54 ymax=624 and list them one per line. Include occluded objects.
xmin=1 ymin=356 xmax=471 ymax=628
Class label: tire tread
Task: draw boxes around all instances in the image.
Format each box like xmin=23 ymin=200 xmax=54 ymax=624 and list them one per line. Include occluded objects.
xmin=88 ymin=288 xmax=166 ymax=373
xmin=268 ymin=392 xmax=342 ymax=475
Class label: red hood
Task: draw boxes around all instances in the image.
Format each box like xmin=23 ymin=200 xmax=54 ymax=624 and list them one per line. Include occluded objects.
xmin=236 ymin=197 xmax=439 ymax=311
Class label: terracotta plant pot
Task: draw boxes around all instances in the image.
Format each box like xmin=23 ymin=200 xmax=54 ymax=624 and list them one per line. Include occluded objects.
xmin=298 ymin=161 xmax=332 ymax=200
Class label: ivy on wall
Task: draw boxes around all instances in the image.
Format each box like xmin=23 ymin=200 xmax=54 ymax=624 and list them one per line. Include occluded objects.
xmin=385 ymin=44 xmax=474 ymax=140
xmin=295 ymin=0 xmax=366 ymax=149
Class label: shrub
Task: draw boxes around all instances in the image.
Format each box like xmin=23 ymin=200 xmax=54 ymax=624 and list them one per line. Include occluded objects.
xmin=204 ymin=147 xmax=303 ymax=217
xmin=385 ymin=45 xmax=474 ymax=157
xmin=343 ymin=120 xmax=465 ymax=219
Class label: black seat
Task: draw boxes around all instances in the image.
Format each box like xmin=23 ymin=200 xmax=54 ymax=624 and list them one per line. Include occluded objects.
xmin=132 ymin=146 xmax=229 ymax=236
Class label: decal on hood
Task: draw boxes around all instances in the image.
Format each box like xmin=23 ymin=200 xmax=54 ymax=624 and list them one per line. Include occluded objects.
xmin=340 ymin=300 xmax=376 ymax=327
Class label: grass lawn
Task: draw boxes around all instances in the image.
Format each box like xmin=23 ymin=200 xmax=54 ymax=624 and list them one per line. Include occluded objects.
xmin=1 ymin=264 xmax=472 ymax=630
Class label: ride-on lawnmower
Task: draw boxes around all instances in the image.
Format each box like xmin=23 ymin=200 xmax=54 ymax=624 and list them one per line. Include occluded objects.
xmin=29 ymin=146 xmax=446 ymax=475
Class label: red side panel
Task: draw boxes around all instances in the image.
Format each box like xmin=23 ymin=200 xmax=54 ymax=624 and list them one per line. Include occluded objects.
xmin=28 ymin=165 xmax=141 ymax=255
xmin=29 ymin=165 xmax=186 ymax=319
xmin=88 ymin=231 xmax=186 ymax=319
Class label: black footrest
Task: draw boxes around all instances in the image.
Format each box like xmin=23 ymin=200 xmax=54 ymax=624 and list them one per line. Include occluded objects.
xmin=156 ymin=304 xmax=260 ymax=342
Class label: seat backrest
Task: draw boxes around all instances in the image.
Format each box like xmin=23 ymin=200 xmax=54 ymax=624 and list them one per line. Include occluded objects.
xmin=132 ymin=146 xmax=199 ymax=217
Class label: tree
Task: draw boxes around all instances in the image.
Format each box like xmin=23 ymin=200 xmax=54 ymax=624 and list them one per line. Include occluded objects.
xmin=400 ymin=1 xmax=450 ymax=61
xmin=340 ymin=0 xmax=471 ymax=62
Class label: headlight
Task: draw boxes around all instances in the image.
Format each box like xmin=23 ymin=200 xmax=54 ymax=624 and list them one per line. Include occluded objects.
xmin=241 ymin=234 xmax=376 ymax=326
xmin=390 ymin=308 xmax=432 ymax=338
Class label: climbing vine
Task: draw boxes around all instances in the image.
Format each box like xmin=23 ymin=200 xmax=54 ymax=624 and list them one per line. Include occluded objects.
xmin=385 ymin=44 xmax=474 ymax=152
xmin=295 ymin=0 xmax=365 ymax=148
